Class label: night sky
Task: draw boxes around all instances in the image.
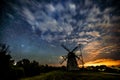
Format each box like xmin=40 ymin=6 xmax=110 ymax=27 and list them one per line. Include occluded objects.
xmin=0 ymin=0 xmax=120 ymax=66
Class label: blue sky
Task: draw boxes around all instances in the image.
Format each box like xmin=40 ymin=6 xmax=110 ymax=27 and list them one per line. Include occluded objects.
xmin=0 ymin=0 xmax=120 ymax=66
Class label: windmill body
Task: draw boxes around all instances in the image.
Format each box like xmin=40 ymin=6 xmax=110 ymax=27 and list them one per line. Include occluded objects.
xmin=60 ymin=44 xmax=84 ymax=71
xmin=67 ymin=52 xmax=79 ymax=70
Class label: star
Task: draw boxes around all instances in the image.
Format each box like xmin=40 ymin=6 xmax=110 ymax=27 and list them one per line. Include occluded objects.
xmin=21 ymin=44 xmax=25 ymax=48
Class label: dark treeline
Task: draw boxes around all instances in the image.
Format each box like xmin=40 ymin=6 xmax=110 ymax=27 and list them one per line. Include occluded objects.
xmin=85 ymin=65 xmax=120 ymax=73
xmin=0 ymin=43 xmax=66 ymax=80
xmin=0 ymin=43 xmax=120 ymax=80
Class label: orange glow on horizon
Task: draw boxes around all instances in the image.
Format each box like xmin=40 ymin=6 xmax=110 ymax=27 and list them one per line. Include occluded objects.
xmin=81 ymin=59 xmax=120 ymax=67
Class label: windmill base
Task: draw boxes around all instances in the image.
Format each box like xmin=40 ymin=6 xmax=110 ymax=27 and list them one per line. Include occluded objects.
xmin=67 ymin=66 xmax=79 ymax=71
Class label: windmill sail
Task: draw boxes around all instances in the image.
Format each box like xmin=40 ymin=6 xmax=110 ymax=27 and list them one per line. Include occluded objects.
xmin=61 ymin=45 xmax=81 ymax=71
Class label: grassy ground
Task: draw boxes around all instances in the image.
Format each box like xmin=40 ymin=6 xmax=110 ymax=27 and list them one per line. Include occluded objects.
xmin=20 ymin=71 xmax=120 ymax=80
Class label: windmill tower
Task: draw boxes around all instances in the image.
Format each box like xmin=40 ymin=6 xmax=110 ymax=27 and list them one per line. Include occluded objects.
xmin=60 ymin=44 xmax=84 ymax=71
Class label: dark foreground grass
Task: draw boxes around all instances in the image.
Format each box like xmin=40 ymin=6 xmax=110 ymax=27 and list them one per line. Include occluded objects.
xmin=20 ymin=71 xmax=120 ymax=80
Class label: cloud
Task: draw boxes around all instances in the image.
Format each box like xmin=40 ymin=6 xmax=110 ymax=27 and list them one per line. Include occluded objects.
xmin=7 ymin=13 xmax=14 ymax=19
xmin=79 ymin=31 xmax=100 ymax=37
xmin=55 ymin=3 xmax=64 ymax=12
xmin=79 ymin=32 xmax=85 ymax=36
xmin=111 ymin=16 xmax=120 ymax=22
xmin=82 ymin=33 xmax=120 ymax=61
xmin=12 ymin=1 xmax=77 ymax=43
xmin=9 ymin=0 xmax=120 ymax=61
xmin=10 ymin=0 xmax=106 ymax=44
xmin=46 ymin=4 xmax=56 ymax=12
xmin=85 ymin=0 xmax=93 ymax=6
xmin=69 ymin=3 xmax=76 ymax=10
xmin=9 ymin=1 xmax=119 ymax=38
xmin=86 ymin=31 xmax=100 ymax=37
xmin=22 ymin=7 xmax=35 ymax=21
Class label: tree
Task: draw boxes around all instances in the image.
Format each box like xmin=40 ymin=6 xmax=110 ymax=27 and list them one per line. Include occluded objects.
xmin=17 ymin=59 xmax=40 ymax=77
xmin=0 ymin=43 xmax=12 ymax=79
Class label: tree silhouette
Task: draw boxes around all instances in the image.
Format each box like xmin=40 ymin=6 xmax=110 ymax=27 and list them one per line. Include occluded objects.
xmin=17 ymin=59 xmax=40 ymax=77
xmin=0 ymin=43 xmax=12 ymax=79
xmin=30 ymin=60 xmax=40 ymax=75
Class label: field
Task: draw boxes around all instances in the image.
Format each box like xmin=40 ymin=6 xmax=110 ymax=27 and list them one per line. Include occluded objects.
xmin=20 ymin=71 xmax=120 ymax=80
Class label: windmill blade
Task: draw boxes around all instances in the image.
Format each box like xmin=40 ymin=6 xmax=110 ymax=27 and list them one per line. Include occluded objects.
xmin=60 ymin=59 xmax=66 ymax=64
xmin=71 ymin=46 xmax=78 ymax=52
xmin=61 ymin=44 xmax=70 ymax=52
xmin=75 ymin=55 xmax=80 ymax=59
xmin=60 ymin=57 xmax=67 ymax=64
xmin=59 ymin=55 xmax=67 ymax=64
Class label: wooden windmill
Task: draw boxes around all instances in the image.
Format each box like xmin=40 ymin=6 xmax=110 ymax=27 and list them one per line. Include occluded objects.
xmin=60 ymin=44 xmax=84 ymax=71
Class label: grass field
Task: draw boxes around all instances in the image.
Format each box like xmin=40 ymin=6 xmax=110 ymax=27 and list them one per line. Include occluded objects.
xmin=21 ymin=71 xmax=120 ymax=80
